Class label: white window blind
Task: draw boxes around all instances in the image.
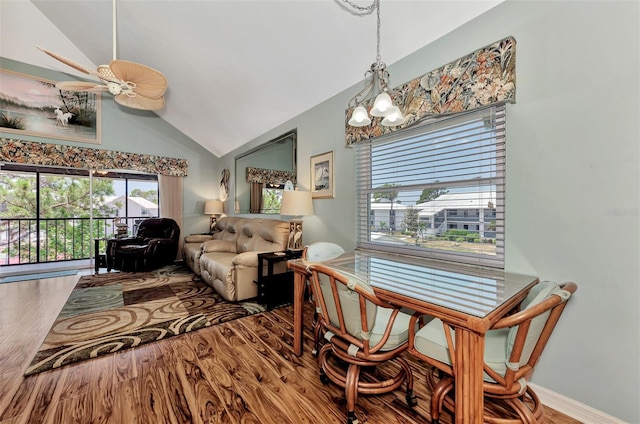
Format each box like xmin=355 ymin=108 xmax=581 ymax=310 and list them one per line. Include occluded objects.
xmin=355 ymin=104 xmax=506 ymax=268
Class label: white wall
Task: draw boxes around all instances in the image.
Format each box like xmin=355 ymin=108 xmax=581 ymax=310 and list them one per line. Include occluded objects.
xmin=221 ymin=1 xmax=639 ymax=421
xmin=0 ymin=58 xmax=222 ymax=237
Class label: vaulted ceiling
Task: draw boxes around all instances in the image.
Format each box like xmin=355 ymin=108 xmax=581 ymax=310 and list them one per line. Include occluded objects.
xmin=1 ymin=0 xmax=503 ymax=157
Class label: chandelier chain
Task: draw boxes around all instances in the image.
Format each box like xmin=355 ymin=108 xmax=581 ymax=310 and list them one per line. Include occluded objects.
xmin=342 ymin=0 xmax=382 ymax=60
xmin=375 ymin=0 xmax=381 ymax=61
xmin=344 ymin=0 xmax=404 ymax=127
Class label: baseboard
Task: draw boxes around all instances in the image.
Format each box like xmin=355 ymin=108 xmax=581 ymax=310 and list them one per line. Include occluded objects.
xmin=530 ymin=383 xmax=626 ymax=423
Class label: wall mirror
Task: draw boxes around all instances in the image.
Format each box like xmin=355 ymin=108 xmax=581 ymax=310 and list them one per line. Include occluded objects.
xmin=235 ymin=130 xmax=297 ymax=214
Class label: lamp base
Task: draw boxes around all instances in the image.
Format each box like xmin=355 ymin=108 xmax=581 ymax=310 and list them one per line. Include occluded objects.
xmin=209 ymin=216 xmax=217 ymax=234
xmin=287 ymin=219 xmax=304 ymax=251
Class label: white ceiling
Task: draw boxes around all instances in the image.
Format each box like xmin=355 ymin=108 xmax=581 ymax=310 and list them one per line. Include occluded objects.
xmin=1 ymin=0 xmax=503 ymax=157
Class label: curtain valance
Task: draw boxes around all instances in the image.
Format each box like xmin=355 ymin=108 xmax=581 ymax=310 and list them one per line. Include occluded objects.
xmin=0 ymin=138 xmax=188 ymax=176
xmin=246 ymin=167 xmax=296 ymax=185
xmin=345 ymin=36 xmax=516 ymax=147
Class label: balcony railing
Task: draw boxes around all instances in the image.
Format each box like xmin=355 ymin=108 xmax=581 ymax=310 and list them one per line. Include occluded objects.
xmin=0 ymin=216 xmax=153 ymax=266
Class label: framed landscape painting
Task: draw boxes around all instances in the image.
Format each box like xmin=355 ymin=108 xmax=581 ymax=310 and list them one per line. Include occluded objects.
xmin=0 ymin=69 xmax=101 ymax=144
xmin=310 ymin=150 xmax=334 ymax=199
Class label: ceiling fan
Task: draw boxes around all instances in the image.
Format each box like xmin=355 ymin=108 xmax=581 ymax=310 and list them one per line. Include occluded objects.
xmin=37 ymin=0 xmax=167 ymax=111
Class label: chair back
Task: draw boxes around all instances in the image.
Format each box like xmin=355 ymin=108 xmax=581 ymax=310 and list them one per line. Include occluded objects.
xmin=487 ymin=281 xmax=577 ymax=387
xmin=136 ymin=218 xmax=180 ymax=241
xmin=309 ymin=264 xmax=406 ymax=355
xmin=303 ymin=241 xmax=345 ymax=262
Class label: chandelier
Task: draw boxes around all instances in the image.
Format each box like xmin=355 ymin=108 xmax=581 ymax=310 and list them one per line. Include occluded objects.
xmin=345 ymin=0 xmax=405 ymax=127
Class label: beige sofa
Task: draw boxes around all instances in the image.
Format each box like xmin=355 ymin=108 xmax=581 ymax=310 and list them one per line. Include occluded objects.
xmin=183 ymin=216 xmax=244 ymax=277
xmin=183 ymin=216 xmax=290 ymax=301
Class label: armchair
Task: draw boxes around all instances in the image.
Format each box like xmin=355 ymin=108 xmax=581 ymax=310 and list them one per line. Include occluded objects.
xmin=106 ymin=218 xmax=181 ymax=272
xmin=307 ymin=263 xmax=417 ymax=424
xmin=408 ymin=280 xmax=577 ymax=424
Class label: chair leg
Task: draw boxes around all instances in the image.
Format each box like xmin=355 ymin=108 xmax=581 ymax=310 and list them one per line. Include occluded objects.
xmin=318 ymin=344 xmax=332 ymax=385
xmin=312 ymin=319 xmax=322 ymax=357
xmin=345 ymin=363 xmax=361 ymax=424
xmin=430 ymin=376 xmax=454 ymax=424
xmin=396 ymin=357 xmax=418 ymax=407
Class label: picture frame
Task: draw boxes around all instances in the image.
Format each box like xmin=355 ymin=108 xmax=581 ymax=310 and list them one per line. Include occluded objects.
xmin=310 ymin=150 xmax=334 ymax=199
xmin=0 ymin=68 xmax=101 ymax=144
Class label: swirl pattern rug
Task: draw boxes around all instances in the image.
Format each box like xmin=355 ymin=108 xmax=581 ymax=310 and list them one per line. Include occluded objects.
xmin=24 ymin=264 xmax=265 ymax=376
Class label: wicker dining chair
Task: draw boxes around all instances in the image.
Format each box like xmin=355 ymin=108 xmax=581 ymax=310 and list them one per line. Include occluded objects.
xmin=408 ymin=280 xmax=577 ymax=424
xmin=308 ymin=263 xmax=417 ymax=424
xmin=301 ymin=241 xmax=346 ymax=356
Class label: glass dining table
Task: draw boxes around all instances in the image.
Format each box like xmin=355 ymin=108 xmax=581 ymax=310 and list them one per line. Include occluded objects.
xmin=287 ymin=249 xmax=539 ymax=424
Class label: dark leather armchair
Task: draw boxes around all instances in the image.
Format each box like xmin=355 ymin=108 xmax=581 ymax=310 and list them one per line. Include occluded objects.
xmin=106 ymin=218 xmax=180 ymax=272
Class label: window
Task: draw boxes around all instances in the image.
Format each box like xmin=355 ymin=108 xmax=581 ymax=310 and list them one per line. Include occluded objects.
xmin=355 ymin=104 xmax=505 ymax=268
xmin=261 ymin=185 xmax=284 ymax=214
xmin=0 ymin=164 xmax=158 ymax=266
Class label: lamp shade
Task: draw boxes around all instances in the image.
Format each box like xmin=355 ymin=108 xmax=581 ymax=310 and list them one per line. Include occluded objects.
xmin=370 ymin=92 xmax=393 ymax=117
xmin=348 ymin=106 xmax=372 ymax=127
xmin=381 ymin=106 xmax=405 ymax=126
xmin=204 ymin=199 xmax=224 ymax=215
xmin=280 ymin=190 xmax=314 ymax=217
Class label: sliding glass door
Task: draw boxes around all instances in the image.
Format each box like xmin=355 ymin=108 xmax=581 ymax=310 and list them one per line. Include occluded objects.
xmin=0 ymin=164 xmax=158 ymax=266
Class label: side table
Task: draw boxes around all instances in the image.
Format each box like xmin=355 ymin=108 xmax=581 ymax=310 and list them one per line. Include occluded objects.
xmin=256 ymin=250 xmax=302 ymax=310
xmin=93 ymin=237 xmax=109 ymax=274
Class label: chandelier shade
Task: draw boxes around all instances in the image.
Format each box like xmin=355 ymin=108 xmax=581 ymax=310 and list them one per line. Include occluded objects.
xmin=370 ymin=92 xmax=393 ymax=117
xmin=348 ymin=106 xmax=372 ymax=127
xmin=381 ymin=106 xmax=405 ymax=126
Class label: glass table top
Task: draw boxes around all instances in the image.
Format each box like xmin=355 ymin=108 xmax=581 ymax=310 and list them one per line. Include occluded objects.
xmin=318 ymin=250 xmax=538 ymax=318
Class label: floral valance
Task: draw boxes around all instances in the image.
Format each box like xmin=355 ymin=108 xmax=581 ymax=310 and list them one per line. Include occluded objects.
xmin=246 ymin=167 xmax=296 ymax=185
xmin=0 ymin=138 xmax=188 ymax=176
xmin=345 ymin=36 xmax=516 ymax=146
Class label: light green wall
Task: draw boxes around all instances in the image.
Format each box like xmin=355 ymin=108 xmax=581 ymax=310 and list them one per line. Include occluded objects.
xmin=0 ymin=57 xmax=222 ymax=236
xmin=221 ymin=1 xmax=639 ymax=421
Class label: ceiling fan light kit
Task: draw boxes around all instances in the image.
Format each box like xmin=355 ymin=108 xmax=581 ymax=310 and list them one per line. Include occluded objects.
xmin=344 ymin=0 xmax=404 ymax=128
xmin=37 ymin=0 xmax=167 ymax=111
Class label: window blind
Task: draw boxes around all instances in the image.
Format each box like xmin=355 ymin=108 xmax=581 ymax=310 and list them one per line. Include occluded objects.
xmin=355 ymin=104 xmax=506 ymax=268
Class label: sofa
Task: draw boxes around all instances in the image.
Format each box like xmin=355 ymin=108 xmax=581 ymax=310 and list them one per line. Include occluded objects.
xmin=182 ymin=216 xmax=290 ymax=301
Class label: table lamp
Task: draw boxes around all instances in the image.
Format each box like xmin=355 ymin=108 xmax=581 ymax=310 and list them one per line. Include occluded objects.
xmin=204 ymin=199 xmax=224 ymax=233
xmin=280 ymin=190 xmax=314 ymax=251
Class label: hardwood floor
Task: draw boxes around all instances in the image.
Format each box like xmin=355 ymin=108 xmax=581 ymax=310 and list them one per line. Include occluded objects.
xmin=0 ymin=273 xmax=581 ymax=424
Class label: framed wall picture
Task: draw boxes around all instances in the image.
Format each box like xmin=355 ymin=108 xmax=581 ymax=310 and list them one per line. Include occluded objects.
xmin=0 ymin=68 xmax=101 ymax=144
xmin=310 ymin=150 xmax=334 ymax=199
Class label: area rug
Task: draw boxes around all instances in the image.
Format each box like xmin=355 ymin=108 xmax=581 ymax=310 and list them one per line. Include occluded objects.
xmin=25 ymin=264 xmax=265 ymax=376
xmin=1 ymin=269 xmax=78 ymax=284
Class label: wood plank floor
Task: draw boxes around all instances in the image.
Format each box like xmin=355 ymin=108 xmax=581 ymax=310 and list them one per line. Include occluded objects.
xmin=0 ymin=273 xmax=581 ymax=424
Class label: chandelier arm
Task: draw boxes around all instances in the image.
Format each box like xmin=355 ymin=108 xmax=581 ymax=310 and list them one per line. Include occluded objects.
xmin=349 ymin=81 xmax=375 ymax=108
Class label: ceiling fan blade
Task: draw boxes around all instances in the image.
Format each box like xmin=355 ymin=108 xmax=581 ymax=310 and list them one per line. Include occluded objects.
xmin=36 ymin=46 xmax=98 ymax=77
xmin=114 ymin=92 xmax=165 ymax=111
xmin=109 ymin=60 xmax=168 ymax=99
xmin=56 ymin=81 xmax=108 ymax=92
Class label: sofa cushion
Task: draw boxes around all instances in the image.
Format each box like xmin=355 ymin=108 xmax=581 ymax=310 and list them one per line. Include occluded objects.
xmin=233 ymin=251 xmax=263 ymax=267
xmin=184 ymin=234 xmax=213 ymax=243
xmin=200 ymin=251 xmax=241 ymax=301
xmin=236 ymin=219 xmax=290 ymax=254
xmin=213 ymin=217 xmax=245 ymax=242
xmin=202 ymin=239 xmax=237 ymax=253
